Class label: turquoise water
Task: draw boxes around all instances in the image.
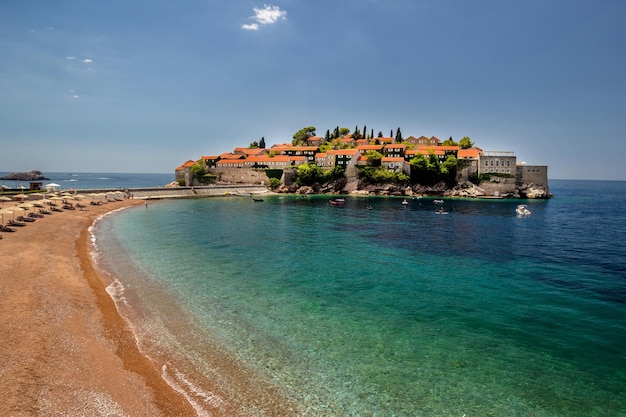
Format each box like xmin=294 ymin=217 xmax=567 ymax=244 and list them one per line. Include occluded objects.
xmin=93 ymin=180 xmax=626 ymax=416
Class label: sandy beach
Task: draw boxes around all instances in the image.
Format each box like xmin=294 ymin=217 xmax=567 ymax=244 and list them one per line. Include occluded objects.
xmin=0 ymin=198 xmax=196 ymax=416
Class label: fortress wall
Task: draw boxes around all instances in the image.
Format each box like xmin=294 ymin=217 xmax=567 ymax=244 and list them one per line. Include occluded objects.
xmin=208 ymin=167 xmax=268 ymax=184
xmin=517 ymin=165 xmax=549 ymax=187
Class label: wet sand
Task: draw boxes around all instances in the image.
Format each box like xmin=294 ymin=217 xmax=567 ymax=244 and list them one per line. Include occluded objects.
xmin=0 ymin=199 xmax=196 ymax=416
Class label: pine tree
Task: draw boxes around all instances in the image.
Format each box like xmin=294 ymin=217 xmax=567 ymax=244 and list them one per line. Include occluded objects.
xmin=259 ymin=137 xmax=266 ymax=148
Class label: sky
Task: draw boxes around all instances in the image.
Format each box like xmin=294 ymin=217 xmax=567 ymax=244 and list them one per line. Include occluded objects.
xmin=1 ymin=0 xmax=625 ymax=179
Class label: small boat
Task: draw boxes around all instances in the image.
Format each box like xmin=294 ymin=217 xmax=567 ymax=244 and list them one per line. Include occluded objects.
xmin=401 ymin=199 xmax=408 ymax=205
xmin=252 ymin=198 xmax=264 ymax=202
xmin=366 ymin=205 xmax=373 ymax=210
xmin=433 ymin=199 xmax=444 ymax=204
xmin=436 ymin=206 xmax=448 ymax=215
xmin=516 ymin=204 xmax=532 ymax=216
xmin=329 ymin=199 xmax=344 ymax=206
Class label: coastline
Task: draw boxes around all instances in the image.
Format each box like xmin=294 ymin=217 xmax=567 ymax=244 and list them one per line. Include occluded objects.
xmin=0 ymin=199 xmax=195 ymax=416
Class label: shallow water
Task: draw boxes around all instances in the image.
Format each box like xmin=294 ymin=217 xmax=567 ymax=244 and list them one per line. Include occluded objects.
xmin=93 ymin=180 xmax=626 ymax=416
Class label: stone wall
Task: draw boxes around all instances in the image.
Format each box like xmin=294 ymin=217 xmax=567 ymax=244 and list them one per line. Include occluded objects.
xmin=130 ymin=185 xmax=269 ymax=199
xmin=207 ymin=167 xmax=269 ymax=185
xmin=517 ymin=165 xmax=549 ymax=188
xmin=476 ymin=177 xmax=517 ymax=197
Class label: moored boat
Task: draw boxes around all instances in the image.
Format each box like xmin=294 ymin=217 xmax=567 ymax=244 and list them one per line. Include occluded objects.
xmin=516 ymin=204 xmax=532 ymax=216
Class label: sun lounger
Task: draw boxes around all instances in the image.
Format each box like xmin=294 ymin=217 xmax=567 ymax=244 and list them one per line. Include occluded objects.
xmin=17 ymin=215 xmax=36 ymax=223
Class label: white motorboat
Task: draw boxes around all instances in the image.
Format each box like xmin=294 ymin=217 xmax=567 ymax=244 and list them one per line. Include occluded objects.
xmin=516 ymin=204 xmax=532 ymax=216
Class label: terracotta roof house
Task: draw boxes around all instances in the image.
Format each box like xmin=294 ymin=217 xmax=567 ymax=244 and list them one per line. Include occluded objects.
xmin=327 ymin=148 xmax=360 ymax=166
xmin=234 ymin=147 xmax=266 ymax=156
xmin=356 ymin=144 xmax=385 ymax=154
xmin=405 ymin=136 xmax=441 ymax=146
xmin=315 ymin=152 xmax=332 ymax=167
xmin=201 ymin=155 xmax=220 ymax=167
xmin=384 ymin=143 xmax=406 ymax=157
xmin=457 ymin=147 xmax=482 ymax=160
xmin=280 ymin=146 xmax=319 ymax=161
xmin=373 ymin=137 xmax=394 ymax=145
xmin=381 ymin=157 xmax=408 ymax=174
xmin=216 ymin=155 xmax=306 ymax=169
xmin=219 ymin=152 xmax=245 ymax=160
xmin=307 ymin=136 xmax=324 ymax=146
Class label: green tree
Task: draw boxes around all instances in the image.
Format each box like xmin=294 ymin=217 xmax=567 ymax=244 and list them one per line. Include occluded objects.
xmin=293 ymin=126 xmax=316 ymax=146
xmin=295 ymin=163 xmax=325 ymax=186
xmin=410 ymin=153 xmax=440 ymax=185
xmin=441 ymin=155 xmax=458 ymax=186
xmin=442 ymin=136 xmax=458 ymax=146
xmin=190 ymin=162 xmax=215 ymax=185
xmin=249 ymin=141 xmax=259 ymax=148
xmin=259 ymin=137 xmax=266 ymax=148
xmin=395 ymin=127 xmax=403 ymax=143
xmin=338 ymin=127 xmax=351 ymax=137
xmin=459 ymin=136 xmax=474 ymax=149
xmin=364 ymin=150 xmax=383 ymax=167
xmin=268 ymin=177 xmax=281 ymax=188
xmin=358 ymin=166 xmax=409 ymax=184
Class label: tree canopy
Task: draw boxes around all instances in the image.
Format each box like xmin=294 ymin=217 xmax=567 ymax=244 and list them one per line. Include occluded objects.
xmin=292 ymin=126 xmax=316 ymax=146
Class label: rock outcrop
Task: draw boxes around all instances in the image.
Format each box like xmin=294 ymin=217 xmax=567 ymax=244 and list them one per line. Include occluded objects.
xmin=0 ymin=170 xmax=50 ymax=181
xmin=278 ymin=179 xmax=552 ymax=199
xmin=517 ymin=183 xmax=552 ymax=199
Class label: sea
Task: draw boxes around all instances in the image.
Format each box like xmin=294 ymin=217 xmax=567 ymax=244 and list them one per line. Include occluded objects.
xmin=0 ymin=172 xmax=174 ymax=190
xmin=86 ymin=179 xmax=625 ymax=417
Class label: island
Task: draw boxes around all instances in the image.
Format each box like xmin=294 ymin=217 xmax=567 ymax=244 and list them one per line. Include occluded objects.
xmin=1 ymin=170 xmax=50 ymax=182
xmin=175 ymin=126 xmax=551 ymax=199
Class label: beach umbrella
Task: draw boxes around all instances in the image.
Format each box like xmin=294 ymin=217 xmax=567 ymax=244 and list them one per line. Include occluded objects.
xmin=0 ymin=208 xmax=13 ymax=224
xmin=44 ymin=183 xmax=61 ymax=191
xmin=9 ymin=206 xmax=24 ymax=221
xmin=14 ymin=193 xmax=28 ymax=201
xmin=0 ymin=196 xmax=11 ymax=208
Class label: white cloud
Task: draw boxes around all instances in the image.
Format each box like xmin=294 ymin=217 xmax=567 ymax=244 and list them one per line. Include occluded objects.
xmin=67 ymin=56 xmax=76 ymax=60
xmin=242 ymin=4 xmax=286 ymax=30
xmin=242 ymin=23 xmax=259 ymax=31
xmin=83 ymin=58 xmax=93 ymax=63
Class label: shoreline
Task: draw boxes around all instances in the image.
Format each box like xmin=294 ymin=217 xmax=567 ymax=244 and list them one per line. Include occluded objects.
xmin=1 ymin=195 xmax=299 ymax=416
xmin=0 ymin=198 xmax=195 ymax=416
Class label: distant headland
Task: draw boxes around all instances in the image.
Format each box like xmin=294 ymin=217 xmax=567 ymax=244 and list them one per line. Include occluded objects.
xmin=178 ymin=126 xmax=550 ymax=199
xmin=1 ymin=170 xmax=50 ymax=182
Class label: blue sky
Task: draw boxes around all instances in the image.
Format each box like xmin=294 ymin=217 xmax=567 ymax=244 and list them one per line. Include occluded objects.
xmin=1 ymin=1 xmax=625 ymax=179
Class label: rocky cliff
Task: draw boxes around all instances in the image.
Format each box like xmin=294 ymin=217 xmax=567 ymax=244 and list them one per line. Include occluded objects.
xmin=280 ymin=179 xmax=552 ymax=199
